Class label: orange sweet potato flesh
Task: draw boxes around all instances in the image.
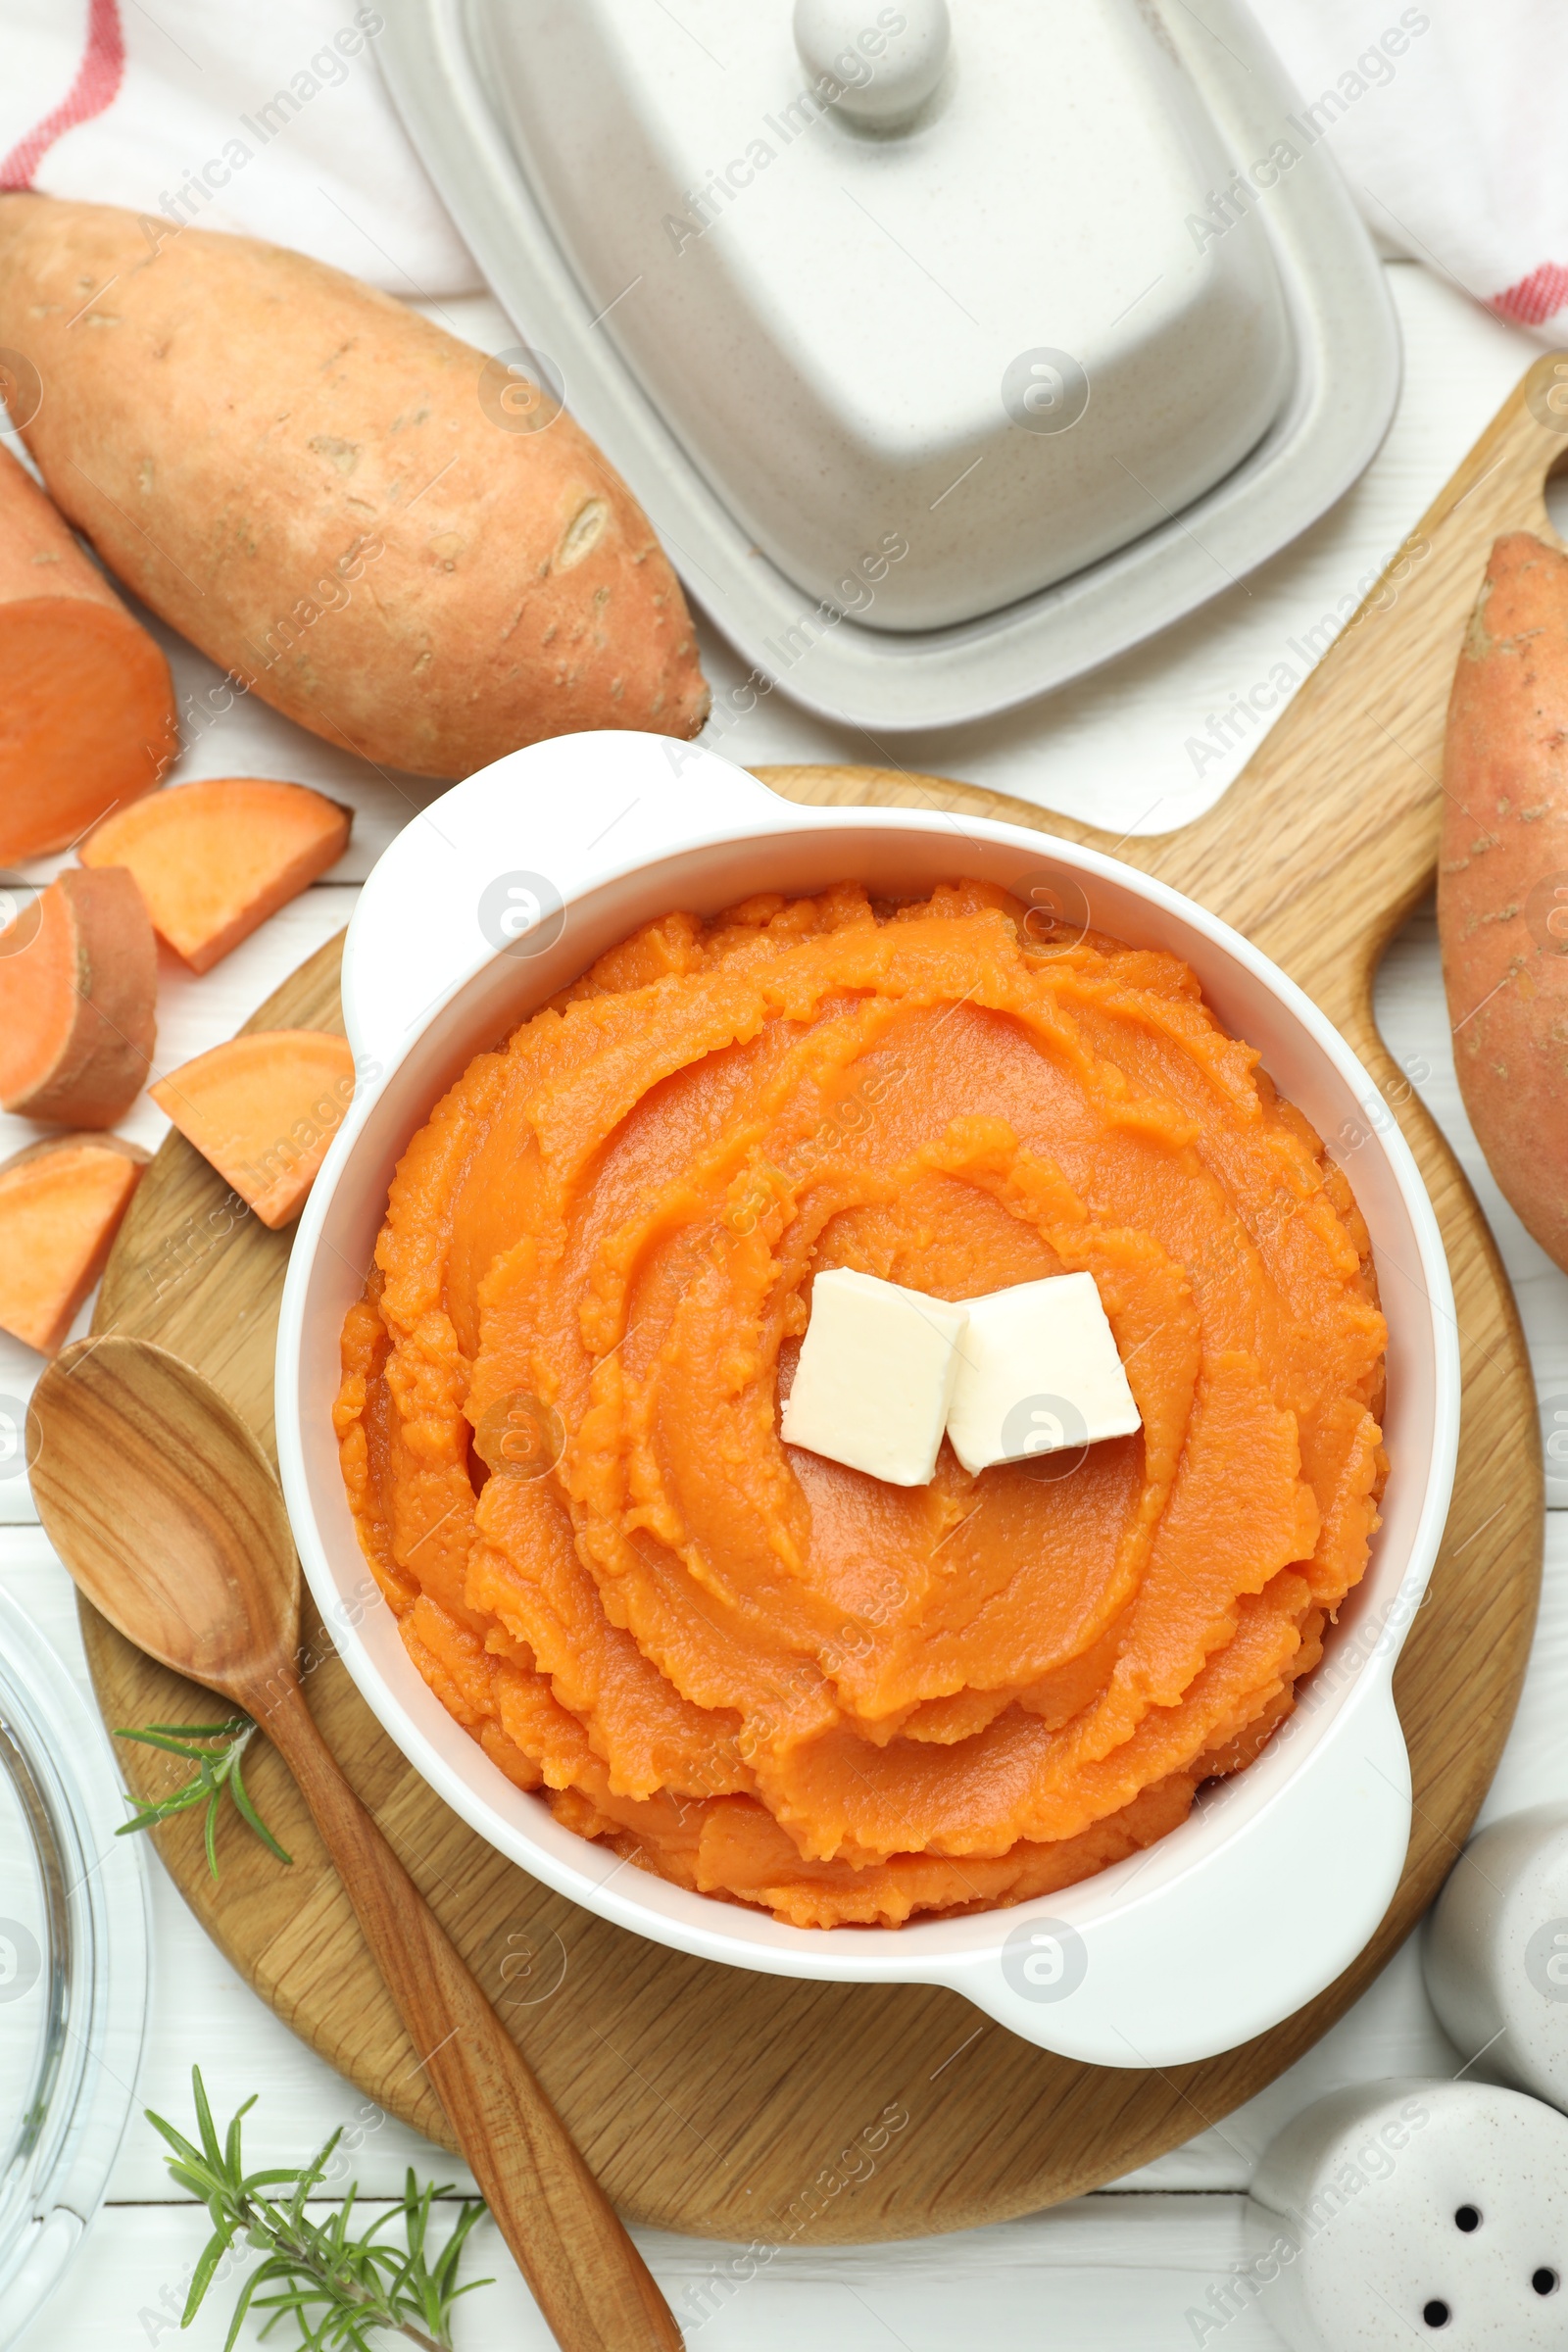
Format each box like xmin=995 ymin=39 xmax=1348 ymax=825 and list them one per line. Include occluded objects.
xmin=0 ymin=866 xmax=157 ymax=1125
xmin=1440 ymin=531 xmax=1568 ymax=1270
xmin=0 ymin=445 xmax=177 ymax=861
xmin=80 ymin=777 xmax=351 ymax=973
xmin=0 ymin=1131 xmax=147 ymax=1354
xmin=152 ymin=1029 xmax=355 ymax=1229
xmin=336 ymin=883 xmax=1388 ymax=1930
xmin=0 ymin=194 xmax=710 ymax=778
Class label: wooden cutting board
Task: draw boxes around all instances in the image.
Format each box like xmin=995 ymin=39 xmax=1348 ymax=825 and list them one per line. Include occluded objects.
xmin=80 ymin=359 xmax=1562 ymax=2245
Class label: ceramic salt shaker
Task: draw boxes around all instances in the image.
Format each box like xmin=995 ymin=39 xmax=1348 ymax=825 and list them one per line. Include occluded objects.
xmin=1425 ymin=1804 xmax=1568 ymax=2108
xmin=1238 ymin=2078 xmax=1568 ymax=2348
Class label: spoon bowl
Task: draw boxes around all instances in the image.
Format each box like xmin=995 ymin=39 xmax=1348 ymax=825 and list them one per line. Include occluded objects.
xmin=29 ymin=1335 xmax=299 ymax=1709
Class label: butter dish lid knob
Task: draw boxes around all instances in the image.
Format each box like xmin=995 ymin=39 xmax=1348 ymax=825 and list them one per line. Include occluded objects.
xmin=793 ymin=0 xmax=951 ymax=129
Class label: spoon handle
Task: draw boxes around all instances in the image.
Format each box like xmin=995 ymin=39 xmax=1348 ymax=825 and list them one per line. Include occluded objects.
xmin=256 ymin=1674 xmax=682 ymax=2352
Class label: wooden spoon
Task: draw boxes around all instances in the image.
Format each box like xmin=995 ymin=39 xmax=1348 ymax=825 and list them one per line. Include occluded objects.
xmin=28 ymin=1334 xmax=681 ymax=2352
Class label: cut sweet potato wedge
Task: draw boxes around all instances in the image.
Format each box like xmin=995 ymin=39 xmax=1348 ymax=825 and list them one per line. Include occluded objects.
xmin=151 ymin=1028 xmax=356 ymax=1229
xmin=0 ymin=866 xmax=158 ymax=1125
xmin=0 ymin=1131 xmax=148 ymax=1354
xmin=0 ymin=445 xmax=178 ymax=862
xmin=80 ymin=777 xmax=352 ymax=973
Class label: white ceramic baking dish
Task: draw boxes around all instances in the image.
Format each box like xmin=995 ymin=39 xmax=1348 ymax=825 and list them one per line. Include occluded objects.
xmin=275 ymin=733 xmax=1458 ymax=2068
xmin=377 ymin=0 xmax=1399 ymax=729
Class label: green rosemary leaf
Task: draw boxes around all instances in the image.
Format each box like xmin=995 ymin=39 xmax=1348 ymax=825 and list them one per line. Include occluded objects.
xmin=228 ymin=1744 xmax=294 ymax=1864
xmin=145 ymin=1719 xmax=249 ymax=1737
xmin=148 ymin=2071 xmax=488 ymax=2351
xmin=121 ymin=1781 xmax=210 ymax=1824
xmin=113 ymin=1717 xmax=292 ymax=1877
xmin=185 ymin=2224 xmax=234 ymax=2328
xmin=221 ymin=2266 xmax=267 ymax=2352
xmin=223 ymin=2093 xmax=254 ymax=2180
xmin=191 ymin=2057 xmax=224 ymax=2166
xmin=144 ymin=2106 xmax=209 ymax=2174
xmin=116 ymin=1726 xmax=232 ymax=1759
xmin=430 ymin=2193 xmax=489 ymax=2303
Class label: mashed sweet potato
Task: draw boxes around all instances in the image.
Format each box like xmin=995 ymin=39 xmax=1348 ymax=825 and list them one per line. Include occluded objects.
xmin=336 ymin=880 xmax=1388 ymax=1929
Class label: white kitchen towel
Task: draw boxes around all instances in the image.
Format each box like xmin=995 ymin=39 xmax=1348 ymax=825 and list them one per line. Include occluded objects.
xmin=1 ymin=0 xmax=1566 ymax=332
xmin=1247 ymin=0 xmax=1568 ymax=331
xmin=0 ymin=0 xmax=480 ymax=297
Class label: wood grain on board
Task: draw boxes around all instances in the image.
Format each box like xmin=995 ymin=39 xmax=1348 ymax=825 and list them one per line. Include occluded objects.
xmin=79 ymin=357 xmax=1565 ymax=2243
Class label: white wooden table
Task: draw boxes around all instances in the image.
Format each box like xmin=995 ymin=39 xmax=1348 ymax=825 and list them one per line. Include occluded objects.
xmin=5 ymin=262 xmax=1567 ymax=2350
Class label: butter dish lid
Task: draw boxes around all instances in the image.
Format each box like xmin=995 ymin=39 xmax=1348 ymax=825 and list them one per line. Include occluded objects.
xmin=380 ymin=0 xmax=1398 ymax=727
xmin=480 ymin=0 xmax=1291 ymax=634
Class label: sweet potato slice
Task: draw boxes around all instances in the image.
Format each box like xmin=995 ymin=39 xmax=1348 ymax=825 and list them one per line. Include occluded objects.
xmin=1440 ymin=531 xmax=1568 ymax=1270
xmin=80 ymin=777 xmax=352 ymax=973
xmin=0 ymin=1131 xmax=148 ymax=1354
xmin=152 ymin=1029 xmax=356 ymax=1229
xmin=0 ymin=866 xmax=157 ymax=1125
xmin=0 ymin=445 xmax=177 ymax=862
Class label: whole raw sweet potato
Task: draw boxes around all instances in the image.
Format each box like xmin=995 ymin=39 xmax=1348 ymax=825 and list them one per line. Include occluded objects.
xmin=0 ymin=195 xmax=709 ymax=776
xmin=1439 ymin=530 xmax=1568 ymax=1270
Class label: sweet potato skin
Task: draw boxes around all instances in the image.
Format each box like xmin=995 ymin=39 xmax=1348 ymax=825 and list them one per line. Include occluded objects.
xmin=0 ymin=865 xmax=157 ymax=1125
xmin=1439 ymin=531 xmax=1568 ymax=1270
xmin=0 ymin=443 xmax=122 ymax=611
xmin=0 ymin=194 xmax=709 ymax=778
xmin=0 ymin=445 xmax=177 ymax=860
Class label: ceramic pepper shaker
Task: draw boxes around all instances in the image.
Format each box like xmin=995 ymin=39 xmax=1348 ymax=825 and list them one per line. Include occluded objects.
xmin=1232 ymin=2078 xmax=1568 ymax=2348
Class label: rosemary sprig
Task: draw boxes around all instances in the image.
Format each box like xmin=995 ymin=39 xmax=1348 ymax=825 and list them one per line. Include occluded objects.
xmin=114 ymin=1716 xmax=293 ymax=1878
xmin=147 ymin=2068 xmax=491 ymax=2351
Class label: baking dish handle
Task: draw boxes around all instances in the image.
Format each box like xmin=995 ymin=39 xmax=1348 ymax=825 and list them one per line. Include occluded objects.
xmin=949 ymin=1678 xmax=1412 ymax=2069
xmin=339 ymin=730 xmax=809 ymax=1073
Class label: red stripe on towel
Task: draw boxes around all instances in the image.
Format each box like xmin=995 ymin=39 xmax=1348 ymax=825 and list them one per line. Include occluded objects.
xmin=0 ymin=0 xmax=126 ymax=191
xmin=1492 ymin=263 xmax=1568 ymax=329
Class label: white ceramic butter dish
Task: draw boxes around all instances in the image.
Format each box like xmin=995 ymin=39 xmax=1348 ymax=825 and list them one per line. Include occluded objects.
xmin=378 ymin=0 xmax=1398 ymax=727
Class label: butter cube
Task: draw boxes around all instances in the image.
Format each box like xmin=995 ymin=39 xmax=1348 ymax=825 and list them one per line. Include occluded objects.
xmin=780 ymin=1269 xmax=969 ymax=1487
xmin=944 ymin=1272 xmax=1141 ymax=1476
